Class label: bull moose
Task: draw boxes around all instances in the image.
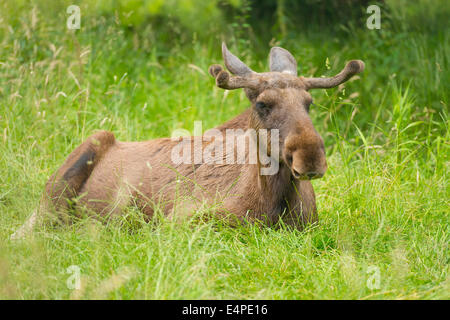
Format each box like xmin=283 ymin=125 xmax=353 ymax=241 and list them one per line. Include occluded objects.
xmin=12 ymin=43 xmax=364 ymax=239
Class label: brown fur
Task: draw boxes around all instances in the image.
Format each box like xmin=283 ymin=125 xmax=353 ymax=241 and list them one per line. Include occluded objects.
xmin=12 ymin=43 xmax=364 ymax=238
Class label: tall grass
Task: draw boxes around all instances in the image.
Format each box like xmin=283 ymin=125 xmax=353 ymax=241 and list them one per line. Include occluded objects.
xmin=0 ymin=1 xmax=448 ymax=299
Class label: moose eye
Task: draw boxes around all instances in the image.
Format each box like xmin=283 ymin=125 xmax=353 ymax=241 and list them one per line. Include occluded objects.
xmin=305 ymin=99 xmax=313 ymax=113
xmin=255 ymin=101 xmax=267 ymax=109
xmin=255 ymin=101 xmax=271 ymax=118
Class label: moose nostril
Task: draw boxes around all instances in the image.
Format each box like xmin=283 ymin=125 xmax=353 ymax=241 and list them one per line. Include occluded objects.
xmin=292 ymin=169 xmax=301 ymax=178
xmin=306 ymin=172 xmax=323 ymax=180
xmin=307 ymin=172 xmax=316 ymax=179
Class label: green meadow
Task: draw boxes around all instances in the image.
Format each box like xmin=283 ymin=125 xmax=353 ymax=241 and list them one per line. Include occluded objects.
xmin=0 ymin=0 xmax=448 ymax=299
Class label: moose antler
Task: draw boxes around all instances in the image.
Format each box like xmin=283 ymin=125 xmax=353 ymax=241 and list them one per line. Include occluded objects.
xmin=208 ymin=64 xmax=259 ymax=90
xmin=221 ymin=42 xmax=254 ymax=76
xmin=304 ymin=60 xmax=365 ymax=90
xmin=208 ymin=42 xmax=260 ymax=90
xmin=209 ymin=43 xmax=364 ymax=91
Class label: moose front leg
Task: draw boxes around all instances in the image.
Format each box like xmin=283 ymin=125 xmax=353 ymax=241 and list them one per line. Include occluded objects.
xmin=280 ymin=180 xmax=318 ymax=230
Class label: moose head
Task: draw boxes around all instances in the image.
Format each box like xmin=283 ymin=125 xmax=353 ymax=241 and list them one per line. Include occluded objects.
xmin=209 ymin=43 xmax=364 ymax=180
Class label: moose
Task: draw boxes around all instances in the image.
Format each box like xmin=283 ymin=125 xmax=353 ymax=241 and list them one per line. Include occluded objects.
xmin=12 ymin=43 xmax=364 ymax=239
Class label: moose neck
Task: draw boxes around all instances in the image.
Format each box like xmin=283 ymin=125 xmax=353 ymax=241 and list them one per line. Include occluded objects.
xmin=217 ymin=108 xmax=303 ymax=222
xmin=243 ymin=155 xmax=294 ymax=223
xmin=241 ymin=109 xmax=296 ymax=221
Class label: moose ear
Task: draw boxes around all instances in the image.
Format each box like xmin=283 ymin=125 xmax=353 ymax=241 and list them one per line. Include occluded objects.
xmin=222 ymin=42 xmax=254 ymax=76
xmin=269 ymin=47 xmax=298 ymax=75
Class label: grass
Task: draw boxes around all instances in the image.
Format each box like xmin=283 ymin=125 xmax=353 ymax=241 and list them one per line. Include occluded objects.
xmin=0 ymin=1 xmax=448 ymax=299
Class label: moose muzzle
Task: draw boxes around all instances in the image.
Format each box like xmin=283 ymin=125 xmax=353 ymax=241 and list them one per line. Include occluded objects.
xmin=284 ymin=133 xmax=327 ymax=180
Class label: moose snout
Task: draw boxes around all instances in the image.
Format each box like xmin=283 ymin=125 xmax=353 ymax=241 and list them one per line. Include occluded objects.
xmin=284 ymin=135 xmax=327 ymax=180
xmin=291 ymin=169 xmax=324 ymax=180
